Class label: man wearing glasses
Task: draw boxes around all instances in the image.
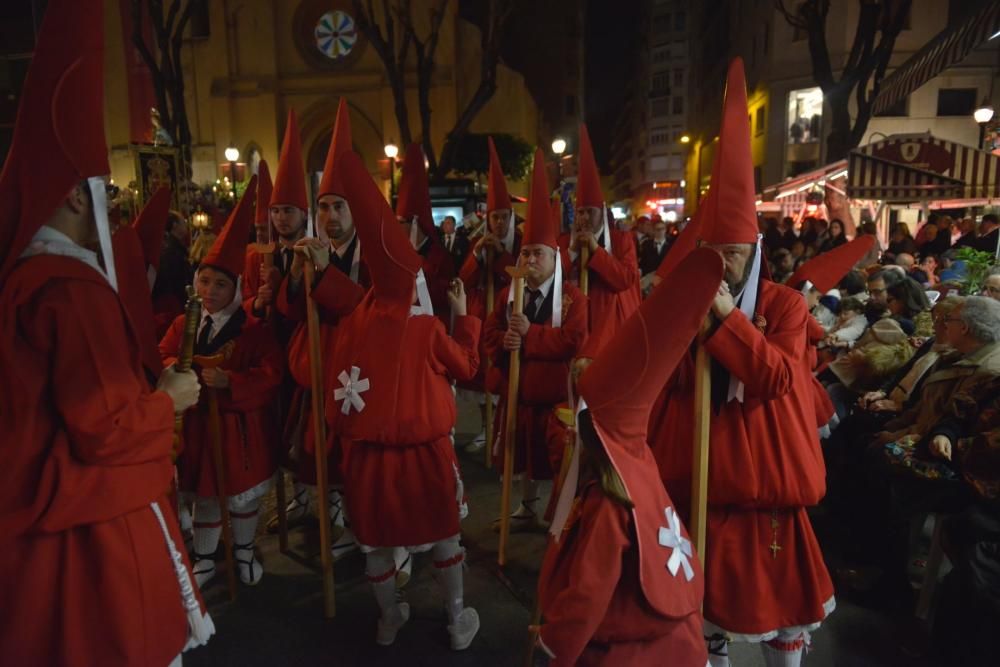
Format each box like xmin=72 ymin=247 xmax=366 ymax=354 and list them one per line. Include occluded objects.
xmin=864 ymin=269 xmax=903 ymax=325
xmin=983 ymin=270 xmax=1000 ymax=301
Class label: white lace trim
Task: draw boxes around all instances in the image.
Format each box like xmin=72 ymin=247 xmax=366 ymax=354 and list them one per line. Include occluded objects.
xmin=704 ymin=595 xmax=836 ymax=643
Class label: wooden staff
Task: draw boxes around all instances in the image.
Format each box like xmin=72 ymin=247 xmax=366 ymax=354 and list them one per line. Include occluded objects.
xmin=304 ymin=260 xmax=336 ymax=618
xmin=690 ymin=320 xmax=712 ymax=561
xmin=173 ymin=286 xmax=201 ymax=450
xmin=579 ymin=244 xmax=590 ymax=296
xmin=484 ymin=248 xmax=495 ymax=469
xmin=251 ymin=223 xmax=287 ymax=550
xmin=498 ymin=265 xmax=530 ymax=567
xmin=196 ymin=343 xmax=239 ymax=602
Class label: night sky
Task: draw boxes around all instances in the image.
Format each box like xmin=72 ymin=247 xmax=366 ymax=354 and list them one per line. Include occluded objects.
xmin=584 ymin=0 xmax=642 ymax=170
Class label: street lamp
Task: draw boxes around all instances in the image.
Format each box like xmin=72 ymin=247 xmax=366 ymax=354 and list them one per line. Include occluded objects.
xmin=224 ymin=145 xmax=240 ymax=200
xmin=384 ymin=142 xmax=399 ymax=201
xmin=679 ymin=134 xmax=691 ymax=144
xmin=974 ymin=99 xmax=994 ymax=149
xmin=551 ymin=138 xmax=567 ymax=155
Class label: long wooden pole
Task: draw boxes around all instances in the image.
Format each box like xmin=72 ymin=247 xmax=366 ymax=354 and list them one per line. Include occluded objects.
xmin=173 ymin=286 xmax=201 ymax=449
xmin=579 ymin=244 xmax=590 ymax=296
xmin=484 ymin=249 xmax=495 ymax=469
xmin=304 ymin=260 xmax=336 ymax=618
xmin=498 ymin=266 xmax=529 ymax=567
xmin=206 ymin=387 xmax=239 ymax=602
xmin=690 ymin=320 xmax=712 ymax=561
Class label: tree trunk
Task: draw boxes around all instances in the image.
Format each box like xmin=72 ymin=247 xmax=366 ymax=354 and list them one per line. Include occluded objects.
xmin=824 ymin=86 xmax=855 ymax=163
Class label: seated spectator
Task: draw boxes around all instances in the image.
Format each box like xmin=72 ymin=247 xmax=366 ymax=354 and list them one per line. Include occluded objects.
xmin=854 ymin=220 xmax=883 ymax=269
xmin=953 ymin=216 xmax=979 ymax=249
xmin=886 ymin=277 xmax=934 ymax=338
xmin=886 ymin=223 xmax=917 ymax=260
xmin=894 ymin=252 xmax=915 ymax=272
xmin=974 ymin=213 xmax=999 ymax=254
xmin=819 ymin=297 xmax=867 ymax=352
xmin=800 ymin=216 xmax=820 ymax=248
xmin=770 ymin=247 xmax=795 ymax=284
xmin=919 ymin=221 xmax=952 ymax=258
xmin=912 ymin=254 xmax=939 ymax=287
xmin=839 ymin=269 xmax=869 ymax=300
xmin=984 ymin=268 xmax=1000 ymax=301
xmin=819 ymin=218 xmax=848 ymax=254
xmin=812 ymin=218 xmax=831 ymax=251
xmin=806 ymin=285 xmax=840 ymax=331
xmin=864 ymin=268 xmax=903 ymax=325
xmin=790 ymin=239 xmax=806 ymax=265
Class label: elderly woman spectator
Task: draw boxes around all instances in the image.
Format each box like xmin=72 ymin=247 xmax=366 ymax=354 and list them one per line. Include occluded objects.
xmin=819 ymin=218 xmax=848 ymax=254
xmin=983 ymin=268 xmax=1000 ymax=301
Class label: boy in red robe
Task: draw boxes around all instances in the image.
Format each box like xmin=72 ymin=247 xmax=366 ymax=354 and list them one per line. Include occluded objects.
xmin=327 ymin=149 xmax=482 ymax=649
xmin=647 ymin=59 xmax=834 ymax=667
xmin=273 ymin=98 xmax=369 ymax=560
xmin=459 ymin=137 xmax=523 ymax=452
xmin=559 ymin=124 xmax=641 ymax=357
xmin=0 ymin=1 xmax=211 ymax=663
xmin=485 ymin=149 xmax=588 ymax=531
xmin=538 ymin=247 xmax=723 ymax=666
xmin=161 ymin=178 xmax=286 ymax=587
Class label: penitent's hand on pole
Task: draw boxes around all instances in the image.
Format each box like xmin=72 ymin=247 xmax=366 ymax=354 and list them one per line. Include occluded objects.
xmin=448 ymin=278 xmax=468 ymax=317
xmin=158 ymin=365 xmax=201 ymax=412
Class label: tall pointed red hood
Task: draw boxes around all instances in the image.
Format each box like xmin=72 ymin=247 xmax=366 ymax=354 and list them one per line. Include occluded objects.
xmin=395 ymin=143 xmax=436 ymax=240
xmin=574 ymin=124 xmax=604 ymax=208
xmin=270 ymin=110 xmax=308 ymax=211
xmin=522 ymin=149 xmax=557 ymax=247
xmin=133 ymin=186 xmax=172 ymax=270
xmin=0 ymin=0 xmax=109 ymax=282
xmin=487 ymin=136 xmax=512 ymax=212
xmin=338 ymin=150 xmax=421 ymax=306
xmin=699 ymin=58 xmax=758 ymax=246
xmin=318 ymin=98 xmax=353 ymax=200
xmin=202 ymin=176 xmax=258 ymax=278
xmin=786 ymin=235 xmax=876 ymax=292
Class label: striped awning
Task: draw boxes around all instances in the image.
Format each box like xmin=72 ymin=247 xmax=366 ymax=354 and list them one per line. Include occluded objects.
xmin=873 ymin=0 xmax=1000 ymax=115
xmin=847 ymin=134 xmax=1000 ymax=201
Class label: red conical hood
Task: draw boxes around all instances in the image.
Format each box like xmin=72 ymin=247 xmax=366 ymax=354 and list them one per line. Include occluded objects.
xmin=0 ymin=0 xmax=109 ymax=282
xmin=786 ymin=235 xmax=876 ymax=293
xmin=574 ymin=124 xmax=604 ymax=208
xmin=112 ymin=225 xmax=162 ymax=376
xmin=133 ymin=186 xmax=171 ymax=270
xmin=487 ymin=137 xmax=512 ymax=212
xmin=395 ymin=143 xmax=436 ymax=239
xmin=318 ymin=98 xmax=353 ymax=200
xmin=270 ymin=110 xmax=308 ymax=211
xmin=202 ymin=176 xmax=258 ymax=277
xmin=699 ymin=58 xmax=758 ymax=246
xmin=522 ymin=149 xmax=557 ymax=247
xmin=576 ymin=247 xmax=721 ymax=618
xmin=255 ymin=159 xmax=273 ymax=228
xmin=338 ymin=150 xmax=421 ymax=305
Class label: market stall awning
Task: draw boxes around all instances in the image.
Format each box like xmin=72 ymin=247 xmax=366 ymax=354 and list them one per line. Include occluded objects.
xmin=873 ymin=0 xmax=1000 ymax=115
xmin=847 ymin=133 xmax=1000 ymax=201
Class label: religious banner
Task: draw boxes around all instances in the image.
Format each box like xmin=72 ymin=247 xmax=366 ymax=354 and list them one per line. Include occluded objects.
xmin=131 ymin=144 xmax=182 ymax=209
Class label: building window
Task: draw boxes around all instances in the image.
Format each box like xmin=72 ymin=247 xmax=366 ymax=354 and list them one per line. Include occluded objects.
xmin=674 ymin=68 xmax=684 ymax=86
xmin=755 ymin=106 xmax=766 ymax=135
xmin=936 ymin=88 xmax=977 ymax=116
xmin=675 ymin=11 xmax=686 ymax=31
xmin=787 ymin=87 xmax=823 ymax=144
xmin=672 ymin=96 xmax=684 ymax=115
xmin=667 ymin=154 xmax=683 ymax=170
xmin=652 ymin=99 xmax=670 ymax=116
xmin=875 ymin=95 xmax=909 ymax=117
xmin=650 ymin=156 xmax=670 ymax=172
xmin=652 ymin=72 xmax=670 ymax=95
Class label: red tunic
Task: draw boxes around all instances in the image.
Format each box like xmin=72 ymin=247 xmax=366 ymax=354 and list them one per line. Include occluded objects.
xmin=647 ymin=279 xmax=834 ymax=636
xmin=0 ymin=256 xmax=192 ymax=666
xmin=558 ymin=227 xmax=641 ymax=357
xmin=457 ymin=233 xmax=522 ymax=393
xmin=160 ymin=313 xmax=285 ymax=498
xmin=484 ymin=283 xmax=588 ymax=479
xmin=539 ymin=484 xmax=707 ymax=666
xmin=277 ymin=265 xmax=366 ymax=486
xmin=332 ymin=308 xmax=481 ymax=547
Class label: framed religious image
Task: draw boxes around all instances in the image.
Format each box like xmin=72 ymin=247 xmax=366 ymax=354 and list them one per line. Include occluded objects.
xmin=131 ymin=143 xmax=182 ymax=209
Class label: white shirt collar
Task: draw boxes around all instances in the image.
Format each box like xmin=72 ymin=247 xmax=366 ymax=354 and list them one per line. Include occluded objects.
xmin=527 ymin=271 xmax=556 ymax=300
xmin=332 ymin=231 xmax=356 ymax=259
xmin=196 ymin=273 xmax=243 ymax=342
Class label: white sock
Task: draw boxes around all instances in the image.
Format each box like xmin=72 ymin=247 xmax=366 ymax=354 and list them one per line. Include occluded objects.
xmin=706 ymin=632 xmax=730 ymax=667
xmin=432 ymin=537 xmax=465 ymax=624
xmin=761 ymin=631 xmax=807 ymax=667
xmin=230 ymin=497 xmax=260 ymax=549
xmin=193 ymin=498 xmax=221 ymax=559
xmin=366 ymin=548 xmax=399 ymax=619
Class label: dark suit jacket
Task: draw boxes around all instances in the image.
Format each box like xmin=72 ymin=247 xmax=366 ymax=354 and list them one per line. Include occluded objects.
xmin=440 ymin=231 xmax=470 ymax=273
xmin=638 ymin=238 xmax=670 ymax=276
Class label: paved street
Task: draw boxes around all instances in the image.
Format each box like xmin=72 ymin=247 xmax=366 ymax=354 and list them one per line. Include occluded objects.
xmin=185 ymin=399 xmax=937 ymax=667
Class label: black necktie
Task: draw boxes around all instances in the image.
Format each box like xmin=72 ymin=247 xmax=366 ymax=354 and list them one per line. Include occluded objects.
xmin=198 ymin=315 xmax=213 ymax=349
xmin=523 ymin=289 xmax=540 ymax=321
